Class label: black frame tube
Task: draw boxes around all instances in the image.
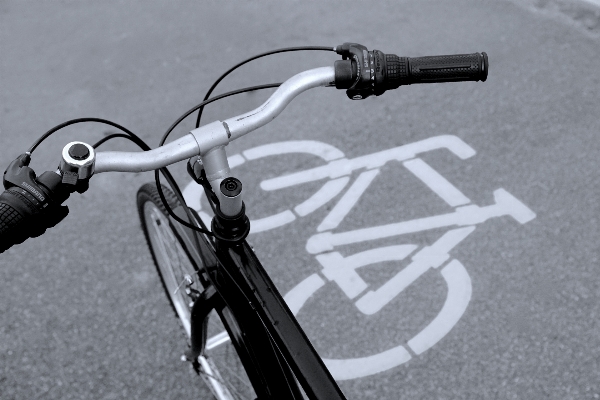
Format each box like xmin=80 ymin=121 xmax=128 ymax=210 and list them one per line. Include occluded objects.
xmin=171 ymin=187 xmax=346 ymax=399
xmin=218 ymin=241 xmax=347 ymax=400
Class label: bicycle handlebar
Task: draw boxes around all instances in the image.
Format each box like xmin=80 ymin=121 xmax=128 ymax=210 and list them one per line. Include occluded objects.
xmin=0 ymin=67 xmax=336 ymax=254
xmin=94 ymin=67 xmax=336 ymax=174
xmin=333 ymin=43 xmax=487 ymax=99
xmin=0 ymin=43 xmax=489 ymax=253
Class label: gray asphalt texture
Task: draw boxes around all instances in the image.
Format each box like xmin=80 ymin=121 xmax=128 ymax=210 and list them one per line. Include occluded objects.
xmin=1 ymin=1 xmax=599 ymax=399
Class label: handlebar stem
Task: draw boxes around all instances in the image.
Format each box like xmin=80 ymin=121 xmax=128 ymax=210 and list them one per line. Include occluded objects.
xmin=202 ymin=145 xmax=231 ymax=196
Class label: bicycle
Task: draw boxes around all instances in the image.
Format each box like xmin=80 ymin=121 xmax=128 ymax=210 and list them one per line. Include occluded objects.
xmin=0 ymin=43 xmax=488 ymax=399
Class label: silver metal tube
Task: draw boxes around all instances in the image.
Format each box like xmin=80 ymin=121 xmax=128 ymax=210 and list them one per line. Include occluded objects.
xmin=94 ymin=135 xmax=200 ymax=173
xmin=93 ymin=67 xmax=335 ymax=174
xmin=202 ymin=146 xmax=231 ymax=194
xmin=218 ymin=177 xmax=243 ymax=217
xmin=224 ymin=67 xmax=335 ymax=140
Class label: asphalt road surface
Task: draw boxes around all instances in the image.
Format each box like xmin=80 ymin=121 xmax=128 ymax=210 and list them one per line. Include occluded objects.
xmin=1 ymin=1 xmax=599 ymax=399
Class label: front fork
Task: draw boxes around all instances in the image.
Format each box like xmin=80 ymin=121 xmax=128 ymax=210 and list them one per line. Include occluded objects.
xmin=184 ymin=285 xmax=224 ymax=364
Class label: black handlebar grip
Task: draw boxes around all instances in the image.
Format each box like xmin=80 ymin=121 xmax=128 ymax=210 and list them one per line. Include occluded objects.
xmin=384 ymin=52 xmax=488 ymax=90
xmin=0 ymin=194 xmax=27 ymax=253
xmin=0 ymin=186 xmax=69 ymax=254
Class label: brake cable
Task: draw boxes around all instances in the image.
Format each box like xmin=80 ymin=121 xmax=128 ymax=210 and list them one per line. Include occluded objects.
xmin=24 ymin=46 xmax=336 ymax=237
xmin=194 ymin=46 xmax=334 ymax=129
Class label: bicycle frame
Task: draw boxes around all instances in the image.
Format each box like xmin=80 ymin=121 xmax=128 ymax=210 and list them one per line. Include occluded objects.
xmin=167 ymin=194 xmax=347 ymax=399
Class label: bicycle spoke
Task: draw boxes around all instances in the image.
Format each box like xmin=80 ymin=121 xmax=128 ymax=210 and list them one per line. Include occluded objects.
xmin=199 ymin=356 xmax=249 ymax=400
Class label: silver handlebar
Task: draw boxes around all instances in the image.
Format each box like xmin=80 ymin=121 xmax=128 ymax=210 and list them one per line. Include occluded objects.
xmin=93 ymin=67 xmax=335 ymax=175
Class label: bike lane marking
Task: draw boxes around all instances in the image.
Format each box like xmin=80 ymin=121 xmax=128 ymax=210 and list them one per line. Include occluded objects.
xmin=317 ymin=169 xmax=380 ymax=232
xmin=183 ymin=136 xmax=478 ymax=232
xmin=407 ymin=259 xmax=471 ymax=355
xmin=354 ymin=226 xmax=475 ymax=315
xmin=317 ymin=244 xmax=418 ymax=300
xmin=260 ymin=135 xmax=476 ymax=191
xmin=251 ymin=210 xmax=296 ymax=233
xmin=294 ymin=177 xmax=350 ymax=217
xmin=282 ymin=256 xmax=472 ymax=380
xmin=183 ymin=136 xmax=537 ymax=380
xmin=403 ymin=158 xmax=471 ymax=207
xmin=323 ymin=344 xmax=413 ymax=381
xmin=306 ymin=188 xmax=536 ymax=254
xmin=244 ymin=140 xmax=345 ymax=232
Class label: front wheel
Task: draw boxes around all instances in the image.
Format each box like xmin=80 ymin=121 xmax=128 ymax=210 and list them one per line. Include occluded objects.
xmin=136 ymin=183 xmax=257 ymax=400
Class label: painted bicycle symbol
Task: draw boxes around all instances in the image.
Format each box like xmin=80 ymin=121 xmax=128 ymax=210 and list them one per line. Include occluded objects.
xmin=183 ymin=135 xmax=536 ymax=380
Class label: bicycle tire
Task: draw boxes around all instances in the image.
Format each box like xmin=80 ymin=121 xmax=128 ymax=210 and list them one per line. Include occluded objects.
xmin=136 ymin=183 xmax=257 ymax=400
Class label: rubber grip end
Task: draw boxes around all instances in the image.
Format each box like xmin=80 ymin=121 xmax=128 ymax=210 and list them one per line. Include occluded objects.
xmin=481 ymin=52 xmax=488 ymax=82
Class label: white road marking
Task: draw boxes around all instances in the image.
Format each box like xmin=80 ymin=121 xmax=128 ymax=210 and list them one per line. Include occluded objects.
xmin=317 ymin=169 xmax=380 ymax=232
xmin=243 ymin=140 xmax=345 ymax=161
xmin=407 ymin=259 xmax=472 ymax=355
xmin=182 ymin=181 xmax=202 ymax=212
xmin=282 ymin=258 xmax=472 ymax=379
xmin=323 ymin=345 xmax=412 ymax=381
xmin=227 ymin=153 xmax=246 ymax=168
xmin=261 ymin=157 xmax=350 ymax=191
xmin=317 ymin=245 xmax=417 ymax=300
xmin=355 ymin=227 xmax=475 ymax=315
xmin=294 ymin=177 xmax=349 ymax=217
xmin=306 ymin=188 xmax=536 ymax=254
xmin=284 ymin=273 xmax=414 ymax=381
xmin=283 ymin=273 xmax=326 ymax=315
xmin=582 ymin=0 xmax=600 ymax=7
xmin=250 ymin=210 xmax=296 ymax=233
xmin=403 ymin=158 xmax=471 ymax=207
xmin=206 ymin=331 xmax=231 ymax=350
xmin=261 ymin=135 xmax=476 ymax=191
